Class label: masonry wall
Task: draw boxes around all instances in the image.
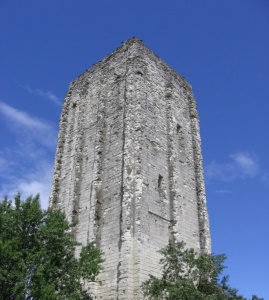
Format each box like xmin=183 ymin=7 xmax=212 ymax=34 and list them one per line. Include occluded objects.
xmin=50 ymin=38 xmax=211 ymax=300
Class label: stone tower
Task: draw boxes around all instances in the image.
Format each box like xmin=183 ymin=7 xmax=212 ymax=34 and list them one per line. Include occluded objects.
xmin=50 ymin=37 xmax=211 ymax=299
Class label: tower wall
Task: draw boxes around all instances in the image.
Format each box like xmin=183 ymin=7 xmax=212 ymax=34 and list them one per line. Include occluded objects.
xmin=50 ymin=38 xmax=211 ymax=299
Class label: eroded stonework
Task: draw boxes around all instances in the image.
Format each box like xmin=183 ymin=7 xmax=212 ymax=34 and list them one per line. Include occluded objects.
xmin=50 ymin=37 xmax=211 ymax=299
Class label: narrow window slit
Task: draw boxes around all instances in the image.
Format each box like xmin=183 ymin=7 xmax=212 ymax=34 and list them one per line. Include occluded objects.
xmin=177 ymin=124 xmax=185 ymax=163
xmin=158 ymin=174 xmax=163 ymax=189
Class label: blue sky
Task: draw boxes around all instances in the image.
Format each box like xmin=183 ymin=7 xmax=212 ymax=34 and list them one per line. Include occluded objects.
xmin=0 ymin=0 xmax=268 ymax=298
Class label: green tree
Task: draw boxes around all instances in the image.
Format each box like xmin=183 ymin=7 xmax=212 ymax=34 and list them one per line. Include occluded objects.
xmin=0 ymin=194 xmax=103 ymax=300
xmin=142 ymin=241 xmax=263 ymax=300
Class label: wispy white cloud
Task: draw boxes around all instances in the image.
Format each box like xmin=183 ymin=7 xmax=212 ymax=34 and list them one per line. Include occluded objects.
xmin=0 ymin=102 xmax=57 ymax=208
xmin=36 ymin=89 xmax=61 ymax=105
xmin=230 ymin=152 xmax=259 ymax=177
xmin=214 ymin=190 xmax=232 ymax=194
xmin=21 ymin=84 xmax=61 ymax=106
xmin=205 ymin=152 xmax=259 ymax=182
xmin=205 ymin=161 xmax=237 ymax=181
xmin=261 ymin=172 xmax=269 ymax=187
xmin=0 ymin=161 xmax=53 ymax=209
xmin=0 ymin=101 xmax=56 ymax=149
xmin=0 ymin=156 xmax=7 ymax=171
xmin=0 ymin=101 xmax=49 ymax=130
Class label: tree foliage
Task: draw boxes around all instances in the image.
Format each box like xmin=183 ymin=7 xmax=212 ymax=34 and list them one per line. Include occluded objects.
xmin=142 ymin=241 xmax=263 ymax=300
xmin=0 ymin=194 xmax=103 ymax=300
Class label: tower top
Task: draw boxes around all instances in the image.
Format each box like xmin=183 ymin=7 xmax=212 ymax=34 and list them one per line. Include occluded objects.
xmin=74 ymin=37 xmax=192 ymax=94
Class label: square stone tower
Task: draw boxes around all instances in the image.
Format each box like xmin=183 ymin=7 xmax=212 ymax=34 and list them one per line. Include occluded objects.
xmin=50 ymin=37 xmax=211 ymax=299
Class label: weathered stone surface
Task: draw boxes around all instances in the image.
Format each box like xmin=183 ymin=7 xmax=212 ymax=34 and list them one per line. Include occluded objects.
xmin=50 ymin=37 xmax=211 ymax=299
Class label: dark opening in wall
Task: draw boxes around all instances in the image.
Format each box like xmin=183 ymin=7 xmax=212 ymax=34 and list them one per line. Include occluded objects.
xmin=177 ymin=124 xmax=185 ymax=163
xmin=158 ymin=174 xmax=167 ymax=205
xmin=135 ymin=70 xmax=143 ymax=76
xmin=156 ymin=174 xmax=168 ymax=216
xmin=176 ymin=124 xmax=180 ymax=134
xmin=158 ymin=174 xmax=163 ymax=189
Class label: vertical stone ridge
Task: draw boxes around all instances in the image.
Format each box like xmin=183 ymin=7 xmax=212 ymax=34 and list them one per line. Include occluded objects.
xmin=117 ymin=41 xmax=147 ymax=299
xmin=50 ymin=83 xmax=84 ymax=228
xmin=118 ymin=66 xmax=127 ymax=252
xmin=187 ymin=92 xmax=211 ymax=253
xmin=49 ymin=88 xmax=72 ymax=208
xmin=49 ymin=97 xmax=70 ymax=207
xmin=93 ymin=73 xmax=107 ymax=248
xmin=116 ymin=54 xmax=128 ymax=300
xmin=165 ymin=82 xmax=176 ymax=243
xmin=86 ymin=83 xmax=102 ymax=245
xmin=127 ymin=51 xmax=147 ymax=299
xmin=71 ymin=88 xmax=86 ymax=240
